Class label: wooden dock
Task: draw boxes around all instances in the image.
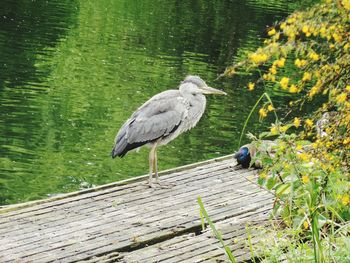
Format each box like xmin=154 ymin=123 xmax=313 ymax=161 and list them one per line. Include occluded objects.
xmin=0 ymin=155 xmax=274 ymax=262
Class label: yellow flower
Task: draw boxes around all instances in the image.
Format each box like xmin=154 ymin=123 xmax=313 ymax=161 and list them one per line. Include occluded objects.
xmin=298 ymin=152 xmax=309 ymax=162
xmin=269 ymin=66 xmax=277 ymax=75
xmin=346 ymin=85 xmax=350 ymax=93
xmin=280 ymin=22 xmax=286 ymax=30
xmin=276 ymin=58 xmax=286 ymax=68
xmin=248 ymin=82 xmax=255 ymax=91
xmin=270 ymin=126 xmax=278 ymax=135
xmin=287 ymin=17 xmax=296 ymax=24
xmin=288 ymin=32 xmax=296 ymax=41
xmin=263 ymin=73 xmax=276 ymax=82
xmin=312 ymin=140 xmax=320 ymax=149
xmin=333 ymin=33 xmax=343 ymax=42
xmin=280 ymin=125 xmax=288 ymax=132
xmin=289 ymin=84 xmax=298 ymax=93
xmin=296 ymin=144 xmax=303 ymax=151
xmin=309 ymin=86 xmax=320 ymax=97
xmin=280 ymin=77 xmax=289 ymax=90
xmin=302 ymin=72 xmax=312 ymax=82
xmin=303 ymin=220 xmax=309 ymax=229
xmin=250 ymin=53 xmax=269 ymax=64
xmin=305 ymin=119 xmax=313 ymax=127
xmin=301 ymin=25 xmax=312 ymax=37
xmin=334 ymin=64 xmax=341 ymax=73
xmin=343 ymin=138 xmax=350 ymax=145
xmin=314 ymin=70 xmax=321 ymax=78
xmin=344 ymin=43 xmax=350 ymax=51
xmin=342 ymin=194 xmax=350 ymax=206
xmin=294 ymin=117 xmax=301 ymax=127
xmin=294 ymin=58 xmax=307 ymax=68
xmin=259 ymin=172 xmax=267 ymax=179
xmin=342 ymin=0 xmax=350 ymax=10
xmin=283 ymin=163 xmax=290 ymax=169
xmin=274 ymin=33 xmax=280 ymax=40
xmin=302 ymin=25 xmax=309 ymax=34
xmin=320 ymin=27 xmax=327 ymax=37
xmin=336 ymin=93 xmax=347 ymax=104
xmin=267 ymin=104 xmax=274 ymax=112
xmin=268 ymin=28 xmax=276 ymax=36
xmin=259 ymin=108 xmax=267 ymax=119
xmin=302 ymin=175 xmax=310 ymax=184
xmin=309 ymin=52 xmax=320 ymax=61
xmin=224 ymin=67 xmax=235 ymax=76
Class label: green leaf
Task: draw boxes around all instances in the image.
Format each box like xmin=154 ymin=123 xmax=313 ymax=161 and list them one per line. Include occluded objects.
xmin=275 ymin=183 xmax=291 ymax=196
xmin=266 ymin=176 xmax=277 ymax=190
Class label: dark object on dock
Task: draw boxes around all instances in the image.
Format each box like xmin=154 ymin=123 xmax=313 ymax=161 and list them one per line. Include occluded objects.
xmin=234 ymin=145 xmax=253 ymax=168
xmin=234 ymin=140 xmax=276 ymax=168
xmin=111 ymin=76 xmax=226 ymax=187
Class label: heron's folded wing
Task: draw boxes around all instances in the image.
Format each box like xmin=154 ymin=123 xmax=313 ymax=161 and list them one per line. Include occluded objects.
xmin=126 ymin=96 xmax=188 ymax=144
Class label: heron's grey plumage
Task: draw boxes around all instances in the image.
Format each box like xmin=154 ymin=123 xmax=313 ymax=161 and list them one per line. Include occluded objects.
xmin=111 ymin=75 xmax=226 ymax=187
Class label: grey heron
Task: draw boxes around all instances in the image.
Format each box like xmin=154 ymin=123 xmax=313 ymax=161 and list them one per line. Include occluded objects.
xmin=111 ymin=75 xmax=227 ymax=187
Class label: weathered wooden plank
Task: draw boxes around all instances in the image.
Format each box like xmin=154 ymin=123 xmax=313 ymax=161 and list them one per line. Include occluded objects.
xmin=0 ymin=164 xmax=241 ymax=233
xmin=2 ymin=186 xmax=266 ymax=256
xmin=0 ymin=169 xmax=254 ymax=247
xmin=0 ymin=168 xmax=239 ymax=244
xmin=0 ymin=155 xmax=273 ymax=262
xmin=0 ymin=156 xmax=234 ymax=216
xmin=0 ymin=160 xmax=232 ymax=223
xmin=20 ymin=196 xmax=272 ymax=263
xmin=0 ymin=167 xmax=255 ymax=244
xmin=2 ymin=195 xmax=270 ymax=262
xmin=1 ymin=186 xmax=271 ymax=262
xmin=117 ymin=209 xmax=271 ymax=263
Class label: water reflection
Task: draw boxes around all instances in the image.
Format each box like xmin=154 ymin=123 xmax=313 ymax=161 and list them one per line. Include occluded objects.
xmin=0 ymin=0 xmax=315 ymax=204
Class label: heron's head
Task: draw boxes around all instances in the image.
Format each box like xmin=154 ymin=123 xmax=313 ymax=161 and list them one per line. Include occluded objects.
xmin=180 ymin=75 xmax=227 ymax=95
xmin=234 ymin=146 xmax=251 ymax=168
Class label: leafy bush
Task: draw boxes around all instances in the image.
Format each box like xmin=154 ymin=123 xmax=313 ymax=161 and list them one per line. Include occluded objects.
xmin=224 ymin=1 xmax=349 ymax=262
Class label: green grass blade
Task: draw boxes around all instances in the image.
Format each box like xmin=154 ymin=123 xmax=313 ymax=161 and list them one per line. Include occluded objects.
xmin=246 ymin=225 xmax=256 ymax=263
xmin=197 ymin=197 xmax=237 ymax=263
xmin=238 ymin=92 xmax=278 ymax=148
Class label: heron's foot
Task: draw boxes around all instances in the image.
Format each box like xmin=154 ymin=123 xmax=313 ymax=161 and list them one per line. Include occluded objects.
xmin=155 ymin=180 xmax=176 ymax=189
xmin=147 ymin=180 xmax=160 ymax=189
xmin=147 ymin=180 xmax=175 ymax=189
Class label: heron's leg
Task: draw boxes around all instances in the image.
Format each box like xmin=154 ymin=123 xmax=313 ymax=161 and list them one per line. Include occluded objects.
xmin=154 ymin=147 xmax=160 ymax=183
xmin=154 ymin=147 xmax=175 ymax=188
xmin=148 ymin=143 xmax=158 ymax=187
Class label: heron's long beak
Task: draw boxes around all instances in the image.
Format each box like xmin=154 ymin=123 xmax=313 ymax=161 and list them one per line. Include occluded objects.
xmin=201 ymin=86 xmax=227 ymax=95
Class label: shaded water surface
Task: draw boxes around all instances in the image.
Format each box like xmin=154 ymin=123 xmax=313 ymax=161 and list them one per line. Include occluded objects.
xmin=0 ymin=0 xmax=314 ymax=204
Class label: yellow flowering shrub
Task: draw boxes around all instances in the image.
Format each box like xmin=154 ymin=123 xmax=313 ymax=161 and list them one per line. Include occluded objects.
xmin=224 ymin=1 xmax=350 ymax=261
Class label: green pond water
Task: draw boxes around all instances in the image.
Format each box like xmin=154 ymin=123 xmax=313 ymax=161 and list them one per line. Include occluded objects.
xmin=0 ymin=0 xmax=315 ymax=204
